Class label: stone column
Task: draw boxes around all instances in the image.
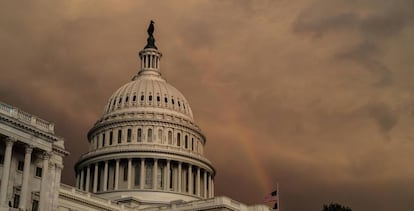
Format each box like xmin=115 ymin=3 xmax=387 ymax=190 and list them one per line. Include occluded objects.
xmin=208 ymin=174 xmax=212 ymax=198
xmin=140 ymin=159 xmax=145 ymax=189
xmin=128 ymin=159 xmax=132 ymax=189
xmin=51 ymin=163 xmax=63 ymax=211
xmin=178 ymin=162 xmax=182 ymax=192
xmin=211 ymin=178 xmax=214 ymax=197
xmin=153 ymin=159 xmax=158 ymax=189
xmin=188 ymin=164 xmax=192 ymax=194
xmin=196 ymin=167 xmax=201 ymax=197
xmin=39 ymin=153 xmax=50 ymax=211
xmin=203 ymin=171 xmax=207 ymax=198
xmin=103 ymin=161 xmax=108 ymax=191
xmin=115 ymin=159 xmax=120 ymax=190
xmin=0 ymin=138 xmax=14 ymax=208
xmin=19 ymin=145 xmax=33 ymax=210
xmin=93 ymin=163 xmax=98 ymax=193
xmin=80 ymin=169 xmax=85 ymax=190
xmin=85 ymin=166 xmax=91 ymax=192
xmin=165 ymin=160 xmax=170 ymax=190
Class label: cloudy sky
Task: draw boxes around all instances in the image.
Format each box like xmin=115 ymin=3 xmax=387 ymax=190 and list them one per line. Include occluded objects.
xmin=1 ymin=0 xmax=414 ymax=210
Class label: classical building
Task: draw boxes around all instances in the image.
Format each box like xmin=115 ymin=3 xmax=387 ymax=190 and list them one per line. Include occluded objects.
xmin=0 ymin=22 xmax=272 ymax=211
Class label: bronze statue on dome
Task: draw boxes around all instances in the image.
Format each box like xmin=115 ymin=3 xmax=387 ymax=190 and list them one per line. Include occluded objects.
xmin=145 ymin=20 xmax=157 ymax=49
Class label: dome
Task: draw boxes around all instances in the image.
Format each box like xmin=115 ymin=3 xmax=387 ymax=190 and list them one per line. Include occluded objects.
xmin=102 ymin=74 xmax=194 ymax=122
xmin=75 ymin=22 xmax=215 ymax=208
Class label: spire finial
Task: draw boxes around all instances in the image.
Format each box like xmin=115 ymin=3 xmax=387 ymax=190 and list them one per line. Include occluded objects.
xmin=144 ymin=20 xmax=157 ymax=49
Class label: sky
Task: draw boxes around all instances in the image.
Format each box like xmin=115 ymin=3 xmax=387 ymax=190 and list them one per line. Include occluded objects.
xmin=1 ymin=0 xmax=414 ymax=210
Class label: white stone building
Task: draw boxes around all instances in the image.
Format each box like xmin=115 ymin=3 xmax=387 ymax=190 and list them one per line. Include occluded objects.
xmin=0 ymin=22 xmax=272 ymax=211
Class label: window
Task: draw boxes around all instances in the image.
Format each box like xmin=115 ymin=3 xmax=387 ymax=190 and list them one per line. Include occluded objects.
xmin=178 ymin=101 xmax=181 ymax=107
xmin=158 ymin=165 xmax=164 ymax=188
xmin=177 ymin=133 xmax=181 ymax=147
xmin=145 ymin=162 xmax=153 ymax=188
xmin=169 ymin=166 xmax=174 ymax=189
xmin=191 ymin=138 xmax=194 ymax=151
xmin=134 ymin=163 xmax=141 ymax=187
xmin=0 ymin=154 xmax=4 ymax=164
xmin=141 ymin=95 xmax=144 ymax=101
xmin=149 ymin=95 xmax=152 ymax=101
xmin=157 ymin=96 xmax=160 ymax=102
xmin=133 ymin=95 xmax=137 ymax=102
xmin=168 ymin=131 xmax=172 ymax=144
xmin=35 ymin=167 xmax=42 ymax=177
xmin=123 ymin=164 xmax=128 ymax=181
xmin=164 ymin=97 xmax=168 ymax=103
xmin=158 ymin=129 xmax=162 ymax=143
xmin=127 ymin=129 xmax=132 ymax=143
xmin=172 ymin=99 xmax=175 ymax=105
xmin=118 ymin=129 xmax=122 ymax=143
xmin=125 ymin=96 xmax=129 ymax=102
xmin=32 ymin=199 xmax=39 ymax=211
xmin=102 ymin=133 xmax=106 ymax=147
xmin=13 ymin=194 xmax=20 ymax=208
xmin=147 ymin=129 xmax=153 ymax=142
xmin=109 ymin=131 xmax=113 ymax=145
xmin=137 ymin=128 xmax=142 ymax=142
xmin=185 ymin=135 xmax=188 ymax=149
xmin=17 ymin=160 xmax=24 ymax=171
xmin=118 ymin=97 xmax=122 ymax=104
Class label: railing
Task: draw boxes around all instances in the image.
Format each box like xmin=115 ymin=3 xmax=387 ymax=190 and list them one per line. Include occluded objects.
xmin=0 ymin=101 xmax=54 ymax=133
xmin=80 ymin=143 xmax=213 ymax=165
xmin=60 ymin=184 xmax=131 ymax=210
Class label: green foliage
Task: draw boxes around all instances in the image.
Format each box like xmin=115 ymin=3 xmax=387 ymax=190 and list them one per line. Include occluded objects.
xmin=322 ymin=203 xmax=352 ymax=211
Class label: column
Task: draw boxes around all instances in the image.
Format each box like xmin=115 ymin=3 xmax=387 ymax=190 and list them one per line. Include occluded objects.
xmin=211 ymin=179 xmax=214 ymax=197
xmin=76 ymin=172 xmax=80 ymax=189
xmin=80 ymin=169 xmax=85 ymax=190
xmin=103 ymin=161 xmax=108 ymax=191
xmin=177 ymin=162 xmax=182 ymax=192
xmin=188 ymin=164 xmax=192 ymax=194
xmin=85 ymin=166 xmax=91 ymax=192
xmin=93 ymin=163 xmax=98 ymax=192
xmin=153 ymin=159 xmax=158 ymax=189
xmin=208 ymin=174 xmax=212 ymax=198
xmin=0 ymin=138 xmax=14 ymax=208
xmin=165 ymin=160 xmax=170 ymax=190
xmin=128 ymin=159 xmax=132 ymax=189
xmin=114 ymin=159 xmax=120 ymax=190
xmin=19 ymin=145 xmax=33 ymax=209
xmin=140 ymin=159 xmax=145 ymax=189
xmin=203 ymin=171 xmax=207 ymax=198
xmin=39 ymin=153 xmax=49 ymax=211
xmin=196 ymin=167 xmax=201 ymax=197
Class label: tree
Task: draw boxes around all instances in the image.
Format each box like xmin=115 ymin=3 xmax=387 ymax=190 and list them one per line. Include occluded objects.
xmin=322 ymin=203 xmax=352 ymax=211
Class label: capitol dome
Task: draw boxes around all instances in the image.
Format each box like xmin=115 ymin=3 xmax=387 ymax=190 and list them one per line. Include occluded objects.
xmin=74 ymin=22 xmax=215 ymax=208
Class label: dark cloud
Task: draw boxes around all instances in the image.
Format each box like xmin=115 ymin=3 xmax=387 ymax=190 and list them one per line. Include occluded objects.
xmin=1 ymin=1 xmax=414 ymax=211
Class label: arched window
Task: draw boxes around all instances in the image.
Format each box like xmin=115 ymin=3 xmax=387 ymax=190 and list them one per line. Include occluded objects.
xmin=191 ymin=138 xmax=194 ymax=151
xmin=177 ymin=133 xmax=181 ymax=147
xmin=102 ymin=133 xmax=106 ymax=147
xmin=109 ymin=131 xmax=113 ymax=145
xmin=158 ymin=129 xmax=162 ymax=143
xmin=184 ymin=135 xmax=188 ymax=149
xmin=147 ymin=128 xmax=153 ymax=142
xmin=118 ymin=129 xmax=122 ymax=144
xmin=137 ymin=128 xmax=142 ymax=142
xmin=168 ymin=131 xmax=172 ymax=144
xmin=127 ymin=129 xmax=132 ymax=143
